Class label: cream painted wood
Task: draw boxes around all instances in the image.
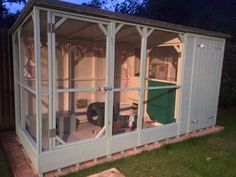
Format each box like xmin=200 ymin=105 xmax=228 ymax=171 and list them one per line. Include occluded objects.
xmin=39 ymin=138 xmax=107 ymax=173
xmin=188 ymin=37 xmax=225 ymax=132
xmin=111 ymin=131 xmax=138 ymax=154
xmin=140 ymin=123 xmax=178 ymax=145
xmin=12 ymin=5 xmax=227 ymax=175
xmin=178 ymin=35 xmax=195 ymax=135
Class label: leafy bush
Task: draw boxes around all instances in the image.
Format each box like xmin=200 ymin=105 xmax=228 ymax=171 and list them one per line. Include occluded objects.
xmin=219 ymin=42 xmax=236 ymax=107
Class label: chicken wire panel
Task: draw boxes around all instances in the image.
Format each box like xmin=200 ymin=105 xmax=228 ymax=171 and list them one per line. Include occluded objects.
xmin=22 ymin=88 xmax=37 ymax=143
xmin=55 ymin=18 xmax=107 ymax=90
xmin=141 ymin=30 xmax=180 ymax=130
xmin=55 ymin=91 xmax=106 ymax=146
xmin=112 ymin=89 xmax=140 ymax=136
xmin=20 ymin=16 xmax=36 ymax=90
xmin=147 ymin=30 xmax=181 ymax=84
xmin=40 ymin=11 xmax=49 ymax=93
xmin=41 ymin=96 xmax=49 ymax=151
xmin=114 ymin=25 xmax=141 ymax=89
xmin=14 ymin=32 xmax=20 ymax=82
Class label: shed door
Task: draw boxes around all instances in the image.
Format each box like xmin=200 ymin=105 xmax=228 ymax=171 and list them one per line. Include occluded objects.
xmin=188 ymin=37 xmax=224 ymax=132
xmin=50 ymin=14 xmax=111 ymax=148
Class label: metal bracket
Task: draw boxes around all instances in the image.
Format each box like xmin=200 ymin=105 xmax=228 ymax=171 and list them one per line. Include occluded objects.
xmin=98 ymin=86 xmax=113 ymax=92
xmin=208 ymin=115 xmax=216 ymax=120
xmin=191 ymin=119 xmax=198 ymax=124
xmin=49 ymin=129 xmax=56 ymax=137
xmin=48 ymin=23 xmax=55 ymax=33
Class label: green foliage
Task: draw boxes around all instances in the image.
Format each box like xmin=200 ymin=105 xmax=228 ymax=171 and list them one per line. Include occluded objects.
xmin=219 ymin=44 xmax=236 ymax=107
xmin=113 ymin=0 xmax=143 ymax=15
xmin=0 ymin=0 xmax=26 ymax=27
xmin=82 ymin=0 xmax=104 ymax=9
xmin=0 ymin=147 xmax=11 ymax=177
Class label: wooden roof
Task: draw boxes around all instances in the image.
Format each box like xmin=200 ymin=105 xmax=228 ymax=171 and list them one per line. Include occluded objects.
xmin=10 ymin=0 xmax=230 ymax=38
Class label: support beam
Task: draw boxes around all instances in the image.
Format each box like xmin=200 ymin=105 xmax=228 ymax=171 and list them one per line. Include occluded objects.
xmin=47 ymin=11 xmax=53 ymax=151
xmin=98 ymin=23 xmax=108 ymax=36
xmin=33 ymin=7 xmax=42 ymax=153
xmin=55 ymin=17 xmax=67 ymax=29
xmin=115 ymin=23 xmax=124 ymax=34
xmin=106 ymin=22 xmax=116 ymax=156
xmin=137 ymin=27 xmax=148 ymax=146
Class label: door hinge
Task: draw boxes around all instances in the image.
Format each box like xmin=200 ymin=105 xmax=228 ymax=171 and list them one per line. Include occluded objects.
xmin=48 ymin=129 xmax=56 ymax=138
xmin=48 ymin=23 xmax=55 ymax=33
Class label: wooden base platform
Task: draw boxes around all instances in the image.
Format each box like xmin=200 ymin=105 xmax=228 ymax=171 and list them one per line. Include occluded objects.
xmin=0 ymin=126 xmax=224 ymax=177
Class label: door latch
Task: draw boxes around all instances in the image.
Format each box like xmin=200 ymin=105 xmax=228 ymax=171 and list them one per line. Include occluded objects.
xmin=98 ymin=86 xmax=113 ymax=92
xmin=191 ymin=120 xmax=198 ymax=124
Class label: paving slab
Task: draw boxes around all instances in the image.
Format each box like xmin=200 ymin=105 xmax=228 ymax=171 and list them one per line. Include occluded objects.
xmin=88 ymin=168 xmax=125 ymax=177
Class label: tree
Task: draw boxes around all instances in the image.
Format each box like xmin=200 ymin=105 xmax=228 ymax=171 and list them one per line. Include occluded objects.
xmin=82 ymin=0 xmax=105 ymax=9
xmin=0 ymin=0 xmax=26 ymax=27
xmin=114 ymin=0 xmax=143 ymax=15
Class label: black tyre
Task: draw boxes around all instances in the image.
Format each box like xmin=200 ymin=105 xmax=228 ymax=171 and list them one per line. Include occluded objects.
xmin=87 ymin=102 xmax=105 ymax=127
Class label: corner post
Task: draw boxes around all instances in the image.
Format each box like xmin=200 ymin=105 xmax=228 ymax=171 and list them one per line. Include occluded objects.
xmin=33 ymin=7 xmax=42 ymax=153
xmin=136 ymin=27 xmax=148 ymax=146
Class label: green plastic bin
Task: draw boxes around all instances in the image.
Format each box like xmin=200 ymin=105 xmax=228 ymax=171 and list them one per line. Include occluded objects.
xmin=147 ymin=80 xmax=176 ymax=124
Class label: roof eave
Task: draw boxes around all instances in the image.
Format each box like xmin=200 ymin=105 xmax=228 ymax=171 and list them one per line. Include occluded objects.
xmin=9 ymin=0 xmax=231 ymax=39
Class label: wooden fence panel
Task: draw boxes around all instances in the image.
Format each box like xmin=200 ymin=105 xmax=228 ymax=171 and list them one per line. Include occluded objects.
xmin=0 ymin=28 xmax=15 ymax=131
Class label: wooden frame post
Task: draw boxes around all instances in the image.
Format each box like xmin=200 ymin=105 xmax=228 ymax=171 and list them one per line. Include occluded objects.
xmin=33 ymin=7 xmax=42 ymax=153
xmin=106 ymin=21 xmax=116 ymax=156
xmin=47 ymin=10 xmax=54 ymax=151
xmin=136 ymin=27 xmax=149 ymax=146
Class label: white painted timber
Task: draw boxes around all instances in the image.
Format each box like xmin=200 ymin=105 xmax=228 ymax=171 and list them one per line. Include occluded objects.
xmin=140 ymin=123 xmax=178 ymax=145
xmin=39 ymin=138 xmax=107 ymax=173
xmin=188 ymin=37 xmax=225 ymax=132
xmin=178 ymin=35 xmax=195 ymax=135
xmin=111 ymin=131 xmax=138 ymax=154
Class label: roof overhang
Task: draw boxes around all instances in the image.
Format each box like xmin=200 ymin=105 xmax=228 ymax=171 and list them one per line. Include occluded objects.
xmin=9 ymin=0 xmax=231 ymax=39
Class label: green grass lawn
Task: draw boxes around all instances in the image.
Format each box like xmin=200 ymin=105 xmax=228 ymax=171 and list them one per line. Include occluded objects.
xmin=0 ymin=146 xmax=12 ymax=177
xmin=0 ymin=109 xmax=235 ymax=177
xmin=65 ymin=109 xmax=236 ymax=177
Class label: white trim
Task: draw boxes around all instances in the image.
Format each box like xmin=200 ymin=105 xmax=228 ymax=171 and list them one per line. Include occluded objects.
xmin=113 ymin=87 xmax=140 ymax=92
xmin=47 ymin=11 xmax=53 ymax=151
xmin=55 ymin=136 xmax=66 ymax=145
xmin=115 ymin=23 xmax=124 ymax=34
xmin=54 ymin=136 xmax=107 ymax=150
xmin=98 ymin=23 xmax=108 ymax=36
xmin=137 ymin=27 xmax=148 ymax=145
xmin=145 ymin=85 xmax=180 ymax=90
xmin=36 ymin=7 xmax=184 ymax=35
xmin=18 ymin=128 xmax=39 ymax=172
xmin=34 ymin=7 xmax=42 ymax=153
xmin=174 ymin=35 xmax=184 ymax=120
xmin=106 ymin=22 xmax=116 ymax=156
xmin=187 ymin=35 xmax=198 ymax=133
xmin=96 ymin=126 xmax=106 ymax=139
xmin=176 ymin=34 xmax=186 ymax=134
xmin=52 ymin=12 xmax=109 ymax=25
xmin=55 ymin=17 xmax=67 ymax=29
xmin=51 ymin=14 xmax=57 ymax=149
xmin=12 ymin=33 xmax=20 ymax=129
xmin=147 ymin=28 xmax=154 ymax=37
xmin=21 ymin=84 xmax=36 ymax=95
xmin=56 ymin=88 xmax=98 ymax=93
